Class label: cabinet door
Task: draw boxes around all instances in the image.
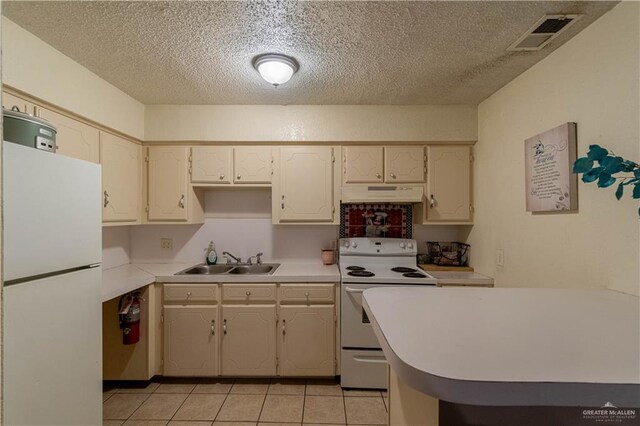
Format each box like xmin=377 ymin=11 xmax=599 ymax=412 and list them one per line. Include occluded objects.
xmin=279 ymin=305 xmax=335 ymax=377
xmin=343 ymin=146 xmax=384 ymax=183
xmin=2 ymin=91 xmax=33 ymax=114
xmin=38 ymin=107 xmax=100 ymax=164
xmin=280 ymin=147 xmax=334 ymax=222
xmin=426 ymin=145 xmax=472 ymax=222
xmin=164 ymin=305 xmax=218 ymax=376
xmin=191 ymin=146 xmax=232 ymax=184
xmin=221 ymin=305 xmax=276 ymax=376
xmin=234 ymin=146 xmax=272 ymax=184
xmin=385 ymin=146 xmax=425 ymax=183
xmin=101 ymin=133 xmax=141 ymax=222
xmin=148 ymin=146 xmax=189 ymax=221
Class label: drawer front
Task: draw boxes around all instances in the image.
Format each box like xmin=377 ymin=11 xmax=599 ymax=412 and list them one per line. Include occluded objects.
xmin=279 ymin=283 xmax=335 ymax=304
xmin=164 ymin=284 xmax=218 ymax=303
xmin=222 ymin=284 xmax=277 ymax=302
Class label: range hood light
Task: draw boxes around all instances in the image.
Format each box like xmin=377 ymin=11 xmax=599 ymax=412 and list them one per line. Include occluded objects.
xmin=252 ymin=53 xmax=299 ymax=86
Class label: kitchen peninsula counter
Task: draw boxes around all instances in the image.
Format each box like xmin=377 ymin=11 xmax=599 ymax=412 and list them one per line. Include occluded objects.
xmin=362 ymin=287 xmax=639 ymax=424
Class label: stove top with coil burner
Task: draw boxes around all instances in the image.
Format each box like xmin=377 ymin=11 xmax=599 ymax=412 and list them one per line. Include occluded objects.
xmin=339 ymin=238 xmax=436 ymax=285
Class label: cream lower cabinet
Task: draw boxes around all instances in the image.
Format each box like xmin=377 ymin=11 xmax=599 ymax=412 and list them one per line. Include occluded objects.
xmin=221 ymin=305 xmax=277 ymax=376
xmin=101 ymin=133 xmax=142 ymax=223
xmin=278 ymin=283 xmax=336 ymax=376
xmin=276 ymin=147 xmax=336 ymax=223
xmin=279 ymin=305 xmax=335 ymax=376
xmin=163 ymin=284 xmax=219 ymax=377
xmin=164 ymin=305 xmax=219 ymax=376
xmin=425 ymin=145 xmax=472 ymax=223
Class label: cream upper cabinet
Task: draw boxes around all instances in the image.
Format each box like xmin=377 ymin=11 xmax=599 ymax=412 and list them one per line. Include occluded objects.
xmin=278 ymin=305 xmax=335 ymax=376
xmin=163 ymin=305 xmax=219 ymax=377
xmin=147 ymin=146 xmax=190 ymax=221
xmin=425 ymin=145 xmax=472 ymax=222
xmin=37 ymin=107 xmax=100 ymax=164
xmin=385 ymin=146 xmax=425 ymax=183
xmin=221 ymin=305 xmax=277 ymax=376
xmin=191 ymin=146 xmax=232 ymax=184
xmin=101 ymin=133 xmax=141 ymax=223
xmin=234 ymin=146 xmax=272 ymax=184
xmin=2 ymin=91 xmax=34 ymax=114
xmin=278 ymin=147 xmax=335 ymax=222
xmin=343 ymin=146 xmax=384 ymax=183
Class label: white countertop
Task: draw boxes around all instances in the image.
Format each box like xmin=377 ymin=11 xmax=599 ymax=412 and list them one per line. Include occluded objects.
xmin=363 ymin=287 xmax=640 ymax=407
xmin=428 ymin=271 xmax=494 ymax=286
xmin=102 ymin=261 xmax=341 ymax=301
xmin=102 ymin=264 xmax=156 ymax=302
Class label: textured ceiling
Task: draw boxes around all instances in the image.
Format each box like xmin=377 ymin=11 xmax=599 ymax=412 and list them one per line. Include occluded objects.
xmin=3 ymin=1 xmax=617 ymax=105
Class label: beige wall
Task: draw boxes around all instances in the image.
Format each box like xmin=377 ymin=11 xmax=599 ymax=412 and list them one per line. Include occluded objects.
xmin=145 ymin=104 xmax=477 ymax=142
xmin=468 ymin=2 xmax=640 ymax=296
xmin=1 ymin=17 xmax=145 ymax=139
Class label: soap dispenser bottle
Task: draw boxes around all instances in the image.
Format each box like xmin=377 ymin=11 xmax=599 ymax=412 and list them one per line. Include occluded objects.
xmin=205 ymin=241 xmax=218 ymax=265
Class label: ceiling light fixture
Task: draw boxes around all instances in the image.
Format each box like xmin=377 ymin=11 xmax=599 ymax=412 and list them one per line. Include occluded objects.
xmin=252 ymin=53 xmax=299 ymax=87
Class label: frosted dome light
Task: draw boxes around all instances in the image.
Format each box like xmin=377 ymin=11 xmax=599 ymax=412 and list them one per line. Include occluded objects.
xmin=253 ymin=54 xmax=299 ymax=86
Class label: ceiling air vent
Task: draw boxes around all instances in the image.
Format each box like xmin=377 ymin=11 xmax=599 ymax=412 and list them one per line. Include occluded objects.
xmin=507 ymin=14 xmax=582 ymax=52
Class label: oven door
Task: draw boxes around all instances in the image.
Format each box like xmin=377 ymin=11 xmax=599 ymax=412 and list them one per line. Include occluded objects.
xmin=341 ymin=283 xmax=384 ymax=348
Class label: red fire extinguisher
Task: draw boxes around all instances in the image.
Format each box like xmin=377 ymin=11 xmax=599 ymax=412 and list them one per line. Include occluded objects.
xmin=118 ymin=291 xmax=142 ymax=345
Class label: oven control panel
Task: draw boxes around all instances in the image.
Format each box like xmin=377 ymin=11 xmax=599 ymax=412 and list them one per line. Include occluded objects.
xmin=339 ymin=238 xmax=417 ymax=256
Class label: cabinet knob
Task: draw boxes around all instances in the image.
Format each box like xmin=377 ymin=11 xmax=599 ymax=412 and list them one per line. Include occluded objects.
xmin=219 ymin=174 xmax=225 ymax=180
xmin=305 ymin=292 xmax=310 ymax=297
xmin=186 ymin=291 xmax=192 ymax=297
xmin=375 ymin=173 xmax=381 ymax=179
xmin=430 ymin=194 xmax=436 ymax=208
xmin=246 ymin=291 xmax=251 ymax=296
xmin=210 ymin=320 xmax=215 ymax=336
xmin=237 ymin=174 xmax=241 ymax=180
xmin=390 ymin=173 xmax=396 ymax=179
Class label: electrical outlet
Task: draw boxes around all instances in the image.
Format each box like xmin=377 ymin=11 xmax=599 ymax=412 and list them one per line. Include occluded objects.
xmin=496 ymin=249 xmax=504 ymax=267
xmin=160 ymin=238 xmax=173 ymax=250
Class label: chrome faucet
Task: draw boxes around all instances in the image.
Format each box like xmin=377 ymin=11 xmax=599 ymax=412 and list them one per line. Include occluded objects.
xmin=247 ymin=252 xmax=263 ymax=265
xmin=222 ymin=251 xmax=242 ymax=264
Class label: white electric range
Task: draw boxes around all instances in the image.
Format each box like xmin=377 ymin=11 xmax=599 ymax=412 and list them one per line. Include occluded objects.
xmin=339 ymin=237 xmax=437 ymax=389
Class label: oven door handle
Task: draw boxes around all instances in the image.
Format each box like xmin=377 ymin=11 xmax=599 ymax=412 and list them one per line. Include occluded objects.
xmin=344 ymin=287 xmax=365 ymax=294
xmin=353 ymin=355 xmax=387 ymax=364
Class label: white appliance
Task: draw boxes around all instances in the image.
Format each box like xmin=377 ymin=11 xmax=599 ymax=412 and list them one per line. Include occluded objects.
xmin=340 ymin=237 xmax=436 ymax=389
xmin=3 ymin=142 xmax=102 ymax=425
xmin=341 ymin=185 xmax=424 ymax=203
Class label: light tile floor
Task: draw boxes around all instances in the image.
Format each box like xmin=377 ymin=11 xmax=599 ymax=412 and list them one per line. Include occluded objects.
xmin=103 ymin=378 xmax=388 ymax=426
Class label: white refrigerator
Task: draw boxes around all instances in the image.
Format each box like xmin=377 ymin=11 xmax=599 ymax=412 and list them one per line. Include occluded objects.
xmin=3 ymin=142 xmax=103 ymax=425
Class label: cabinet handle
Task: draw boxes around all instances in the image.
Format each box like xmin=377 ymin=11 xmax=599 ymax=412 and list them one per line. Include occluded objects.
xmin=237 ymin=174 xmax=241 ymax=180
xmin=305 ymin=291 xmax=310 ymax=297
xmin=223 ymin=319 xmax=227 ymax=335
xmin=186 ymin=291 xmax=192 ymax=297
xmin=210 ymin=320 xmax=215 ymax=336
xmin=281 ymin=194 xmax=285 ymax=210
xmin=282 ymin=319 xmax=286 ymax=335
xmin=246 ymin=290 xmax=251 ymax=296
xmin=219 ymin=174 xmax=225 ymax=180
xmin=430 ymin=194 xmax=436 ymax=208
xmin=375 ymin=173 xmax=381 ymax=179
xmin=179 ymin=194 xmax=185 ymax=209
xmin=390 ymin=173 xmax=396 ymax=179
xmin=103 ymin=191 xmax=110 ymax=208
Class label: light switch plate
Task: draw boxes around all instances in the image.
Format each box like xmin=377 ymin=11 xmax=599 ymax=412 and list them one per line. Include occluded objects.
xmin=496 ymin=249 xmax=504 ymax=267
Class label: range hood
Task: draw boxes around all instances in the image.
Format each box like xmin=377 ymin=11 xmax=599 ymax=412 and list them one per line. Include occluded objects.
xmin=341 ymin=185 xmax=424 ymax=203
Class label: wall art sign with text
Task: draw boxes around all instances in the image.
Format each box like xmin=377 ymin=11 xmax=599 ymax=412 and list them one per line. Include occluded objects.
xmin=525 ymin=122 xmax=578 ymax=212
